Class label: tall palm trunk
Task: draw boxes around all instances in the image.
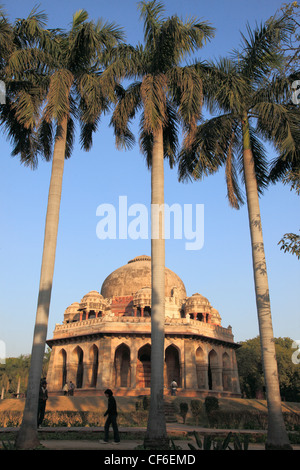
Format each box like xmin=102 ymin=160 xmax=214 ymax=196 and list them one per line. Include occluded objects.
xmin=15 ymin=117 xmax=68 ymax=449
xmin=242 ymin=116 xmax=291 ymax=450
xmin=144 ymin=124 xmax=169 ymax=449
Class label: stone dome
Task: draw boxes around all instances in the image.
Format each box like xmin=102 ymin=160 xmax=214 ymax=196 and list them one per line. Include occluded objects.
xmin=101 ymin=255 xmax=187 ymax=299
xmin=64 ymin=302 xmax=80 ymax=315
xmin=185 ymin=293 xmax=212 ymax=315
xmin=79 ymin=290 xmax=105 ymax=310
xmin=133 ymin=286 xmax=151 ymax=307
xmin=63 ymin=302 xmax=80 ymax=323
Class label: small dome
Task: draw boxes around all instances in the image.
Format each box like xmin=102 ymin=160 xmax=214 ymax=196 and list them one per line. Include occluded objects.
xmin=79 ymin=291 xmax=105 ymax=311
xmin=185 ymin=293 xmax=211 ymax=315
xmin=101 ymin=255 xmax=187 ymax=299
xmin=64 ymin=302 xmax=80 ymax=314
xmin=133 ymin=287 xmax=151 ymax=307
xmin=211 ymin=307 xmax=221 ymax=325
xmin=63 ymin=302 xmax=80 ymax=323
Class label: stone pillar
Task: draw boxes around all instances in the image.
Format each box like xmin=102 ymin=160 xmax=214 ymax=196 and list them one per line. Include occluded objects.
xmin=131 ymin=360 xmax=137 ymax=389
xmin=97 ymin=336 xmax=112 ymax=389
xmin=46 ymin=346 xmax=58 ymax=392
xmin=184 ymin=339 xmax=197 ymax=389
xmin=231 ymin=351 xmax=241 ymax=394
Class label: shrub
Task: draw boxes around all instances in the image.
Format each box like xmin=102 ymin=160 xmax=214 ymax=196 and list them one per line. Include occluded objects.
xmin=204 ymin=396 xmax=219 ymax=414
xmin=190 ymin=400 xmax=203 ymax=425
xmin=179 ymin=402 xmax=189 ymax=424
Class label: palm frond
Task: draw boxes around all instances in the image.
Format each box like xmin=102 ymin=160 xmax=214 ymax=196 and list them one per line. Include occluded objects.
xmin=110 ymin=82 xmax=142 ymax=150
xmin=72 ymin=10 xmax=89 ymax=30
xmin=140 ymin=99 xmax=179 ymax=168
xmin=169 ymin=65 xmax=203 ymax=132
xmin=140 ymin=73 xmax=168 ymax=132
xmin=238 ymin=127 xmax=269 ymax=194
xmin=138 ymin=0 xmax=165 ymax=49
xmin=235 ymin=13 xmax=295 ymax=82
xmin=178 ymin=114 xmax=235 ymax=182
xmin=43 ymin=68 xmax=74 ymax=123
xmin=225 ymin=131 xmax=245 ymax=209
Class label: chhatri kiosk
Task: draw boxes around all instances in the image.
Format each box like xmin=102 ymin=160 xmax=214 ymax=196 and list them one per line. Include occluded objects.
xmin=46 ymin=255 xmax=241 ymax=397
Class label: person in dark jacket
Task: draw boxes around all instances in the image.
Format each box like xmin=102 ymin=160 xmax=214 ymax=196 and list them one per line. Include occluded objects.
xmin=37 ymin=379 xmax=48 ymax=427
xmin=101 ymin=389 xmax=120 ymax=444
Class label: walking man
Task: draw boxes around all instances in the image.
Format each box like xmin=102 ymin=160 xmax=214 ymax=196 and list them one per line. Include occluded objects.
xmin=101 ymin=389 xmax=120 ymax=444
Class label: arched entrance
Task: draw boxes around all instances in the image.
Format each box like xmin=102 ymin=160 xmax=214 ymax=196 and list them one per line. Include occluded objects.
xmin=137 ymin=344 xmax=151 ymax=388
xmin=165 ymin=345 xmax=180 ymax=387
xmin=90 ymin=345 xmax=99 ymax=388
xmin=114 ymin=344 xmax=131 ymax=387
xmin=58 ymin=348 xmax=67 ymax=388
xmin=73 ymin=346 xmax=84 ymax=389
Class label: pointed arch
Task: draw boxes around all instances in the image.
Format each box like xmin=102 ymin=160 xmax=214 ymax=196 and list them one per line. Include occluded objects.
xmin=137 ymin=344 xmax=151 ymax=388
xmin=89 ymin=344 xmax=99 ymax=387
xmin=57 ymin=348 xmax=67 ymax=388
xmin=72 ymin=346 xmax=84 ymax=389
xmin=114 ymin=343 xmax=131 ymax=387
xmin=208 ymin=349 xmax=218 ymax=391
xmin=165 ymin=344 xmax=180 ymax=387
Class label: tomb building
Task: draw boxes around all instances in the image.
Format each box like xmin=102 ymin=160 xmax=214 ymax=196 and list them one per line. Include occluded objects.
xmin=46 ymin=255 xmax=241 ymax=397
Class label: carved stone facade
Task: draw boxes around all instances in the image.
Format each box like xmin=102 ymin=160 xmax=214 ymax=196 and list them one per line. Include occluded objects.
xmin=46 ymin=256 xmax=241 ymax=397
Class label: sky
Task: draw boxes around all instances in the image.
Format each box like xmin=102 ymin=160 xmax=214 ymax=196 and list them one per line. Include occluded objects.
xmin=0 ymin=0 xmax=299 ymax=358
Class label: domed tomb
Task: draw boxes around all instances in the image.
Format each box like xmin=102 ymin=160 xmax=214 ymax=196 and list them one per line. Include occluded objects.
xmin=101 ymin=255 xmax=187 ymax=299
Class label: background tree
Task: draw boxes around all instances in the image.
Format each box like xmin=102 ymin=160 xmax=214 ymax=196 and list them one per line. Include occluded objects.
xmin=12 ymin=10 xmax=124 ymax=450
xmin=178 ymin=13 xmax=296 ymax=449
xmin=279 ymin=1 xmax=300 ymax=72
xmin=237 ymin=337 xmax=300 ymax=402
xmin=110 ymin=0 xmax=214 ymax=449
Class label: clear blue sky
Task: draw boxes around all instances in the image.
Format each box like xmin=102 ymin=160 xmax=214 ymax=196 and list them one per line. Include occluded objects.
xmin=0 ymin=0 xmax=299 ymax=357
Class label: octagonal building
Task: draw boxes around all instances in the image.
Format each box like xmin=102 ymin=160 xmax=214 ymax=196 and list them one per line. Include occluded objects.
xmin=46 ymin=255 xmax=241 ymax=397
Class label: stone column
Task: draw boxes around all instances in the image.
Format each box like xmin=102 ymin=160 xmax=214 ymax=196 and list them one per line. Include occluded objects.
xmin=184 ymin=339 xmax=197 ymax=389
xmin=231 ymin=350 xmax=241 ymax=394
xmin=97 ymin=336 xmax=112 ymax=389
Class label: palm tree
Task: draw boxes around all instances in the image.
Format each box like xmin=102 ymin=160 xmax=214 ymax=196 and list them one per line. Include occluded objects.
xmin=11 ymin=11 xmax=124 ymax=449
xmin=110 ymin=0 xmax=214 ymax=448
xmin=178 ymin=14 xmax=297 ymax=450
xmin=0 ymin=6 xmax=48 ymax=165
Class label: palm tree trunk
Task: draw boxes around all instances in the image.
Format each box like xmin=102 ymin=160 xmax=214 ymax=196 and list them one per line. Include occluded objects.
xmin=15 ymin=117 xmax=68 ymax=449
xmin=144 ymin=124 xmax=169 ymax=449
xmin=242 ymin=116 xmax=292 ymax=450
